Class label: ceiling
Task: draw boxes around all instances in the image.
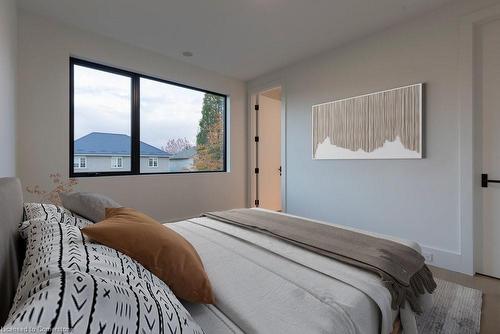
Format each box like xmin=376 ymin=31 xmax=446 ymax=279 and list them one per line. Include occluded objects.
xmin=18 ymin=0 xmax=456 ymax=81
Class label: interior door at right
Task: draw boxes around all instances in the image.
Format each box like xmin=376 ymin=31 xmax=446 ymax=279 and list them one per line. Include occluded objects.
xmin=479 ymin=18 xmax=500 ymax=278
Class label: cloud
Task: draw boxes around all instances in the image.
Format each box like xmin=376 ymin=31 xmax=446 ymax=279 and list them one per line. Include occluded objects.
xmin=140 ymin=78 xmax=204 ymax=147
xmin=74 ymin=66 xmax=212 ymax=149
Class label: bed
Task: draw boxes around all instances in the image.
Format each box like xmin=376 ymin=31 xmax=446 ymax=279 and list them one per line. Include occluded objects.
xmin=0 ymin=177 xmax=432 ymax=333
xmin=174 ymin=213 xmax=432 ymax=334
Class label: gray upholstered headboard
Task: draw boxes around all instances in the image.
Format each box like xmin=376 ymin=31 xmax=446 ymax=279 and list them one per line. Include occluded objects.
xmin=0 ymin=178 xmax=24 ymax=326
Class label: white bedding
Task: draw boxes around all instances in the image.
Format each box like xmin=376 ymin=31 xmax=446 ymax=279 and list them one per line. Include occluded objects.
xmin=168 ymin=210 xmax=432 ymax=334
xmin=182 ymin=302 xmax=244 ymax=334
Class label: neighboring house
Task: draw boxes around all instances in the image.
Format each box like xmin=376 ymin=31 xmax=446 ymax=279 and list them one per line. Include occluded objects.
xmin=74 ymin=132 xmax=171 ymax=173
xmin=169 ymin=147 xmax=197 ymax=172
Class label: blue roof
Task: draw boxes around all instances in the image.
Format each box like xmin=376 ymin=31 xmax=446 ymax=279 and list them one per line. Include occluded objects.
xmin=75 ymin=132 xmax=171 ymax=157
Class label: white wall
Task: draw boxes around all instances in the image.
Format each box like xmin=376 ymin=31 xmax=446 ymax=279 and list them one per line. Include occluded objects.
xmin=248 ymin=0 xmax=500 ymax=274
xmin=18 ymin=11 xmax=247 ymax=221
xmin=0 ymin=0 xmax=17 ymax=177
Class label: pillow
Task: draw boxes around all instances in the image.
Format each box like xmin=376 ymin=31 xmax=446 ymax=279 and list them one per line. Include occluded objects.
xmin=23 ymin=202 xmax=93 ymax=231
xmin=60 ymin=191 xmax=121 ymax=223
xmin=81 ymin=207 xmax=214 ymax=304
xmin=5 ymin=210 xmax=203 ymax=333
xmin=24 ymin=202 xmax=73 ymax=221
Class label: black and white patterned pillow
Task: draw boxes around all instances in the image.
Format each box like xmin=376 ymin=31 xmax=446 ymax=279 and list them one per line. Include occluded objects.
xmin=5 ymin=205 xmax=204 ymax=334
xmin=24 ymin=202 xmax=92 ymax=228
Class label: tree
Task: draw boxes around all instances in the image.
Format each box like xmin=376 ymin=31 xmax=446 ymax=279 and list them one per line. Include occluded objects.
xmin=195 ymin=94 xmax=224 ymax=170
xmin=162 ymin=138 xmax=192 ymax=154
xmin=196 ymin=94 xmax=224 ymax=146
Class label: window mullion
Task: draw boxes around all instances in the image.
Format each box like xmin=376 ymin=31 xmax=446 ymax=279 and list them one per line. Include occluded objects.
xmin=131 ymin=75 xmax=141 ymax=174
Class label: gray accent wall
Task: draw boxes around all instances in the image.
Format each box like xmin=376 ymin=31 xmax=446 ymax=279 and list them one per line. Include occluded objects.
xmin=0 ymin=0 xmax=17 ymax=177
xmin=248 ymin=0 xmax=500 ymax=274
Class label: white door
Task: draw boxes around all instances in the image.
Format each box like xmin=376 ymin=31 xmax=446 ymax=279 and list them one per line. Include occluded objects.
xmin=479 ymin=18 xmax=500 ymax=278
xmin=254 ymin=88 xmax=282 ymax=211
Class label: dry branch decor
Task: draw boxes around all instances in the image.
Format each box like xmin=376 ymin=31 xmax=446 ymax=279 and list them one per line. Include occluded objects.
xmin=26 ymin=173 xmax=79 ymax=205
xmin=312 ymin=84 xmax=423 ymax=159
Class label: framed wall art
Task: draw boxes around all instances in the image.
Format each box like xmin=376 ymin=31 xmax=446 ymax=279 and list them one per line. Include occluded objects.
xmin=312 ymin=83 xmax=423 ymax=160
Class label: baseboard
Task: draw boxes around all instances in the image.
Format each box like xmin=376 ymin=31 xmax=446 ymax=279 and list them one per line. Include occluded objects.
xmin=420 ymin=245 xmax=469 ymax=274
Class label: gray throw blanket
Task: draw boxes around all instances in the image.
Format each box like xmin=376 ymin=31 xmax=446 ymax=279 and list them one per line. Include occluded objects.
xmin=203 ymin=209 xmax=436 ymax=314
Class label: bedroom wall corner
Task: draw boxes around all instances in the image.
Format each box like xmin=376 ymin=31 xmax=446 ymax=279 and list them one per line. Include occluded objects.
xmin=17 ymin=11 xmax=248 ymax=221
xmin=247 ymin=0 xmax=500 ymax=274
xmin=0 ymin=0 xmax=17 ymax=177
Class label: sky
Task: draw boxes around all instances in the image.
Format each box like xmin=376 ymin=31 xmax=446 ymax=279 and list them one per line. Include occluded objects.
xmin=74 ymin=65 xmax=205 ymax=149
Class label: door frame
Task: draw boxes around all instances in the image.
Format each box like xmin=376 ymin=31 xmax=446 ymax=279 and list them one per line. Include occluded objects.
xmin=247 ymin=80 xmax=287 ymax=211
xmin=459 ymin=3 xmax=500 ymax=275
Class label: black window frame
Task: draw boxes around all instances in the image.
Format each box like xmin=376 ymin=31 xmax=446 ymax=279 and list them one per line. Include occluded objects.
xmin=69 ymin=57 xmax=228 ymax=178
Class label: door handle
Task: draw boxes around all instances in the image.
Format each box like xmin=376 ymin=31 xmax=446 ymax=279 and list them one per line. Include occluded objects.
xmin=278 ymin=166 xmax=282 ymax=176
xmin=482 ymin=174 xmax=500 ymax=188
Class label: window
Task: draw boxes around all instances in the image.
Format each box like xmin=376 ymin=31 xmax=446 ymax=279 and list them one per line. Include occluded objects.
xmin=140 ymin=77 xmax=225 ymax=173
xmin=74 ymin=156 xmax=87 ymax=169
xmin=71 ymin=59 xmax=132 ymax=176
xmin=111 ymin=157 xmax=123 ymax=169
xmin=148 ymin=157 xmax=158 ymax=168
xmin=70 ymin=58 xmax=227 ymax=177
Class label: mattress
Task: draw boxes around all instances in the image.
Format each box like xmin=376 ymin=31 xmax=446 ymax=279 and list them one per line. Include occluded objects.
xmin=168 ymin=210 xmax=431 ymax=334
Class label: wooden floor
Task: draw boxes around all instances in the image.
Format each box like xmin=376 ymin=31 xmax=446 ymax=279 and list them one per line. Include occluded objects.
xmin=429 ymin=266 xmax=500 ymax=334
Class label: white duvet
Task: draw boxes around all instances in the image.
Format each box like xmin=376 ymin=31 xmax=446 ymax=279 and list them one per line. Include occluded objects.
xmin=168 ymin=209 xmax=432 ymax=334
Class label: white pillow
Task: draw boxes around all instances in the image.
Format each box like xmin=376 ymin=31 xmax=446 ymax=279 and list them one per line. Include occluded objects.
xmin=60 ymin=192 xmax=121 ymax=223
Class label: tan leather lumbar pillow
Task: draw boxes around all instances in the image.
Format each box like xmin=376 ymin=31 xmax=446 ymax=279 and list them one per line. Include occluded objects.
xmin=81 ymin=207 xmax=214 ymax=304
